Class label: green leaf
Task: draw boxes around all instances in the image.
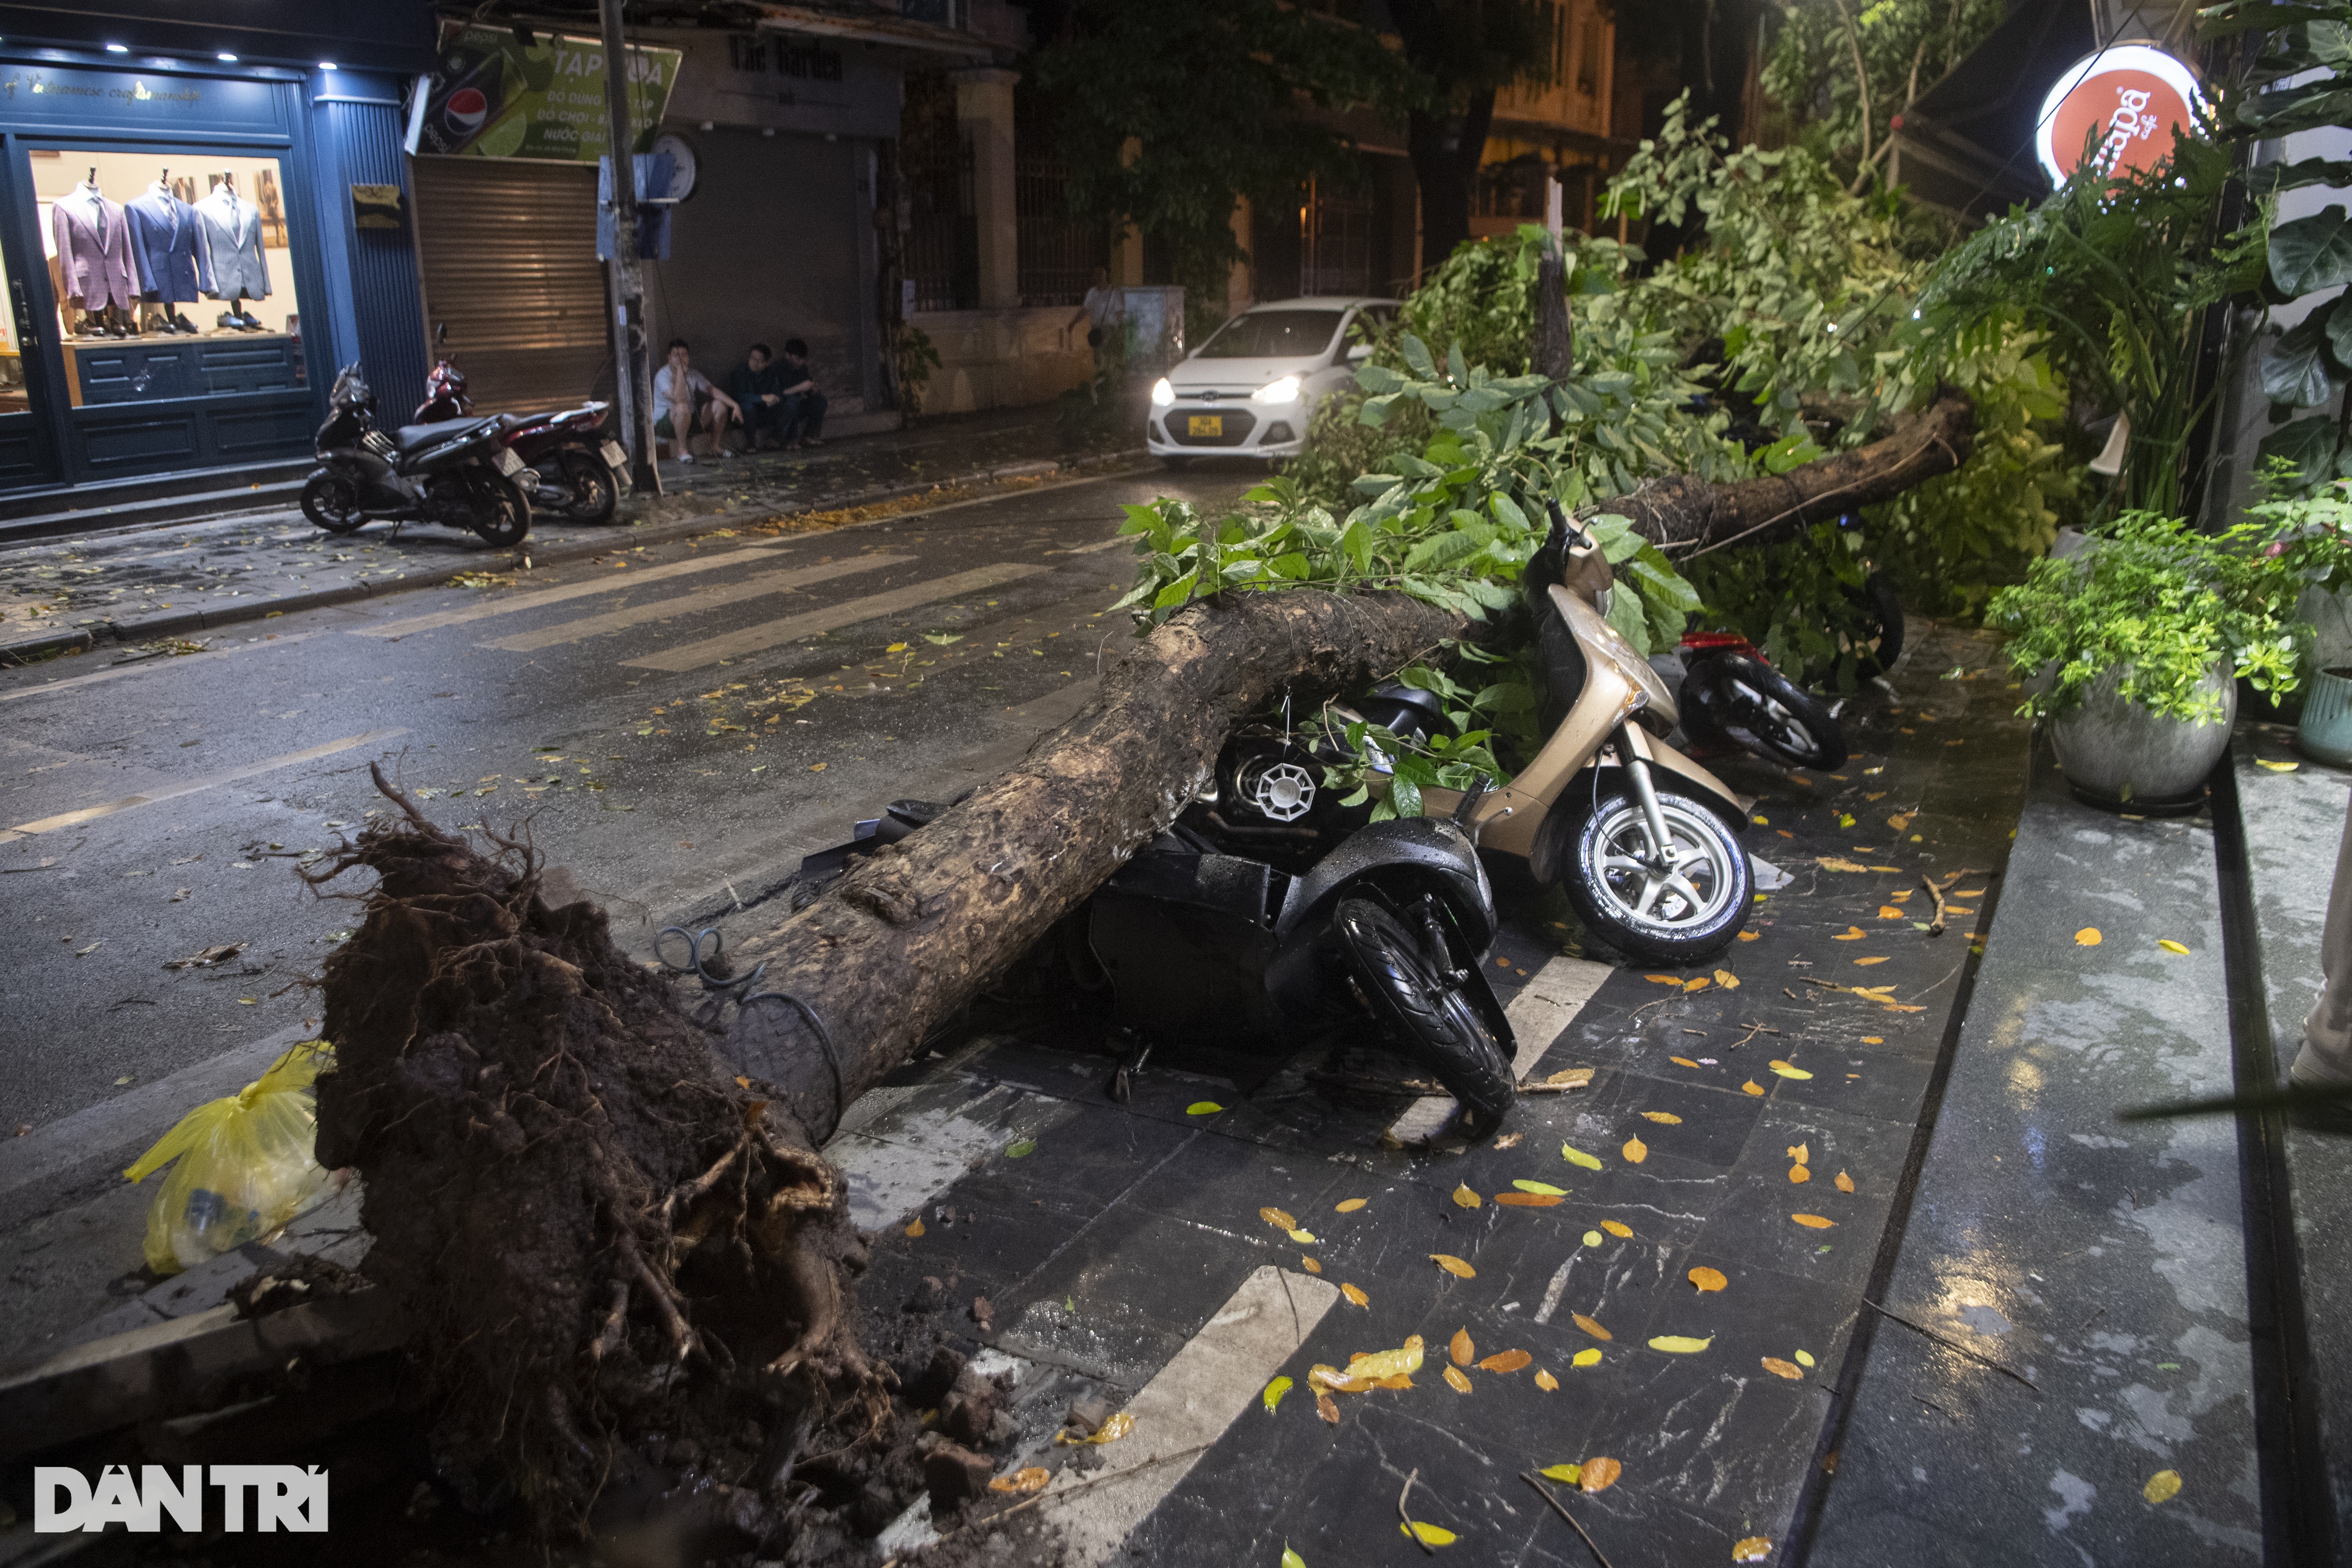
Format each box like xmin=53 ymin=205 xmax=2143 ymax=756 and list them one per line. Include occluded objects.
xmin=1185 ymin=1101 xmax=1225 ymax=1116
xmin=1400 ymin=333 xmax=1437 ymax=379
xmin=1540 ymin=1463 xmax=1583 ymax=1484
xmin=2271 ymin=207 xmax=2352 ymax=298
xmin=1283 ymin=1546 xmax=1306 ymax=1568
xmin=1005 ymin=1139 xmax=1036 ymax=1158
xmin=2257 ymin=415 xmax=2347 ymax=487
xmin=1388 ymin=772 xmax=1424 ymax=819
xmin=1263 ymin=1376 xmax=1294 ymax=1414
xmin=1604 ymin=580 xmax=1656 ymax=653
xmin=2263 ymin=314 xmax=2341 ymax=408
xmin=2244 ymin=157 xmax=2352 ymax=198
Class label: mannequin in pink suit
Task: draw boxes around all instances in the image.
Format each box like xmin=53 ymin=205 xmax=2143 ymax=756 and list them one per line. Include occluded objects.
xmin=53 ymin=175 xmax=138 ymax=337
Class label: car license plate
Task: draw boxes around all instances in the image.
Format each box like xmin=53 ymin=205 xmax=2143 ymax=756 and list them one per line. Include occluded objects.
xmin=1187 ymin=414 xmax=1223 ymax=438
xmin=494 ymin=445 xmax=526 ymax=477
xmin=601 ymin=441 xmax=627 ymax=469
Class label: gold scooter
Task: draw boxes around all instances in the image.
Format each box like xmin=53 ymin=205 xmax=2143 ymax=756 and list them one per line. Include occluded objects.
xmin=1421 ymin=503 xmax=1754 ymax=963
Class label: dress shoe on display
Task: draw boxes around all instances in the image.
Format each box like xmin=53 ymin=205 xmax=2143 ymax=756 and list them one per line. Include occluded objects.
xmin=217 ymin=310 xmax=241 ymax=332
xmin=172 ymin=314 xmax=197 ymax=334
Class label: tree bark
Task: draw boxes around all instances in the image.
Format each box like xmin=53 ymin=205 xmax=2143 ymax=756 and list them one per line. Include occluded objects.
xmin=1605 ymin=389 xmax=1975 ymax=555
xmin=1402 ymin=88 xmax=1495 ymax=275
xmin=723 ymin=587 xmax=1473 ymax=1141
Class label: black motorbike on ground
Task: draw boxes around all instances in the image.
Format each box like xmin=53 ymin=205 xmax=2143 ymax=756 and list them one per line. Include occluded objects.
xmin=299 ymin=364 xmax=533 ymax=547
xmin=788 ymin=748 xmax=1521 ymax=1137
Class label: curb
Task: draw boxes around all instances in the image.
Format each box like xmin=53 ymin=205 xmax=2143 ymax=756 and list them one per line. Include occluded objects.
xmin=0 ymin=449 xmax=1151 ymax=667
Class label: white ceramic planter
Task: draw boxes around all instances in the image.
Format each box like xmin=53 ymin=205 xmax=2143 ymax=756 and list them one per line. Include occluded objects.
xmin=2049 ymin=662 xmax=2235 ymax=814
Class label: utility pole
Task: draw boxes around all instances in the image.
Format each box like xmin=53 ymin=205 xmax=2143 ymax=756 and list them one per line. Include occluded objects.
xmin=599 ymin=0 xmax=660 ymax=497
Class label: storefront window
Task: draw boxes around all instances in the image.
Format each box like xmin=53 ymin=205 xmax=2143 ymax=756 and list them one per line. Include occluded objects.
xmin=33 ymin=149 xmax=306 ymax=408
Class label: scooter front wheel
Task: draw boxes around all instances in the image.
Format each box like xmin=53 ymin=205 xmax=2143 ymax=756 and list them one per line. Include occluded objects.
xmin=1559 ymin=787 xmax=1751 ymax=962
xmin=1333 ymin=897 xmax=1514 ymax=1138
xmin=301 ymin=472 xmax=367 ymax=535
xmin=555 ymin=450 xmax=619 ymax=523
xmin=1682 ymin=652 xmax=1846 ymax=771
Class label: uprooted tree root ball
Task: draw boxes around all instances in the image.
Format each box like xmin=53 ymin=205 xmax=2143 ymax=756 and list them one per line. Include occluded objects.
xmin=306 ymin=767 xmax=948 ymax=1558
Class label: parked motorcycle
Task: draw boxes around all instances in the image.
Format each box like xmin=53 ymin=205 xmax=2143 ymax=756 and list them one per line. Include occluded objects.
xmin=1677 ymin=630 xmax=1850 ymax=771
xmin=299 ymin=365 xmax=532 ymax=547
xmin=1401 ymin=502 xmax=1754 ymax=962
xmin=788 ymin=787 xmax=1523 ymax=1138
xmin=417 ymin=345 xmax=625 ymax=524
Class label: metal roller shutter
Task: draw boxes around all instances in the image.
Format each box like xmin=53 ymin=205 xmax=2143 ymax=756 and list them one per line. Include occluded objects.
xmin=411 ymin=158 xmax=608 ymax=414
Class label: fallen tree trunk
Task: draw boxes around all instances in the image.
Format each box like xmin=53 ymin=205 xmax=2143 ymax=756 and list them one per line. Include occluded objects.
xmin=725 ymin=585 xmax=1475 ymax=1140
xmin=1607 ymin=389 xmax=1975 ymax=555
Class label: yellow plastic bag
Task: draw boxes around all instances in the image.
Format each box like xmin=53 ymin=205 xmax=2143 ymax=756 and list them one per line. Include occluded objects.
xmin=123 ymin=1041 xmax=336 ymax=1275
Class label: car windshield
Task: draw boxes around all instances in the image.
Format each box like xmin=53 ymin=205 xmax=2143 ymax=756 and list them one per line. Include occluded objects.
xmin=1196 ymin=310 xmax=1343 ymax=359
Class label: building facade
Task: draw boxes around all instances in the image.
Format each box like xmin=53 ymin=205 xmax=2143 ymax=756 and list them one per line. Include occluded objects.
xmin=0 ymin=0 xmax=433 ymax=497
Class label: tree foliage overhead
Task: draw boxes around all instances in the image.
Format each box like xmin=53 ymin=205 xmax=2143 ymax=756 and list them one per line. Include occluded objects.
xmin=1759 ymin=0 xmax=2008 ymax=182
xmin=1028 ymin=0 xmax=1406 ymax=299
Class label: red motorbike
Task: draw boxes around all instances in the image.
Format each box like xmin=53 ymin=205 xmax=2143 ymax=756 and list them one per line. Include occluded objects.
xmin=415 ymin=351 xmax=626 ymax=525
xmin=1675 ymin=629 xmax=1850 ymax=772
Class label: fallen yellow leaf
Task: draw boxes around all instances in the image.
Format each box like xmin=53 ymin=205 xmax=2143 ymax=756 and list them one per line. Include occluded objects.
xmin=1818 ymin=856 xmax=1869 ymax=873
xmin=2145 ymin=1469 xmax=2182 ymax=1505
xmin=1187 ymin=1101 xmax=1224 ymax=1115
xmin=905 ymin=1216 xmax=925 ymax=1238
xmin=1260 ymin=1206 xmax=1297 ymax=1230
xmin=1335 ymin=1197 xmax=1368 ymax=1212
xmin=1302 ymin=1255 xmax=1323 ymax=1273
xmin=1835 ymin=1170 xmax=1856 ymax=1192
xmin=1891 ymin=889 xmax=1913 ymax=902
xmin=1571 ymin=1347 xmax=1602 ymax=1367
xmin=1860 ymin=1036 xmax=1883 ymax=1044
xmin=1431 ymin=1254 xmax=1476 ymax=1279
xmin=1878 ymin=905 xmax=1904 ymax=920
xmin=1541 ymin=1462 xmax=1582 ymax=1484
xmin=989 ymin=1466 xmax=1050 ymax=1494
xmin=1580 ymin=1456 xmax=1622 ymax=1493
xmin=1341 ymin=1283 xmax=1370 ymax=1307
xmin=1738 ymin=930 xmax=1761 ymax=942
xmin=1869 ymin=866 xmax=1902 ymax=873
xmin=1743 ymin=1079 xmax=1766 ymax=1096
xmin=1263 ymin=1375 xmax=1294 ymax=1413
xmin=1495 ymin=1191 xmax=1563 ymax=1207
xmin=1788 ymin=1142 xmax=1810 ymax=1164
xmin=1648 ymin=1334 xmax=1713 ymax=1353
xmin=1689 ymin=1266 xmax=1728 ymax=1293
xmin=2158 ymin=939 xmax=2190 ymax=955
xmin=1583 ymin=1229 xmax=1603 ymax=1246
xmin=1562 ymin=1143 xmax=1604 ymax=1170
xmin=1670 ymin=1056 xmax=1702 ymax=1068
xmin=1854 ymin=955 xmax=1889 ymax=966
xmin=1769 ymin=1060 xmax=1814 ymax=1080
xmin=2075 ymin=927 xmax=2102 ymax=947
xmin=1714 ymin=969 xmax=1741 ymax=989
xmin=1316 ymin=1390 xmax=1340 ymax=1424
xmin=1733 ymin=1536 xmax=1773 ymax=1562
xmin=1791 ymin=1213 xmax=1835 ymax=1229
xmin=1053 ymin=1411 xmax=1134 ymax=1446
xmin=1642 ymin=1111 xmax=1683 ymax=1124
xmin=1789 ymin=1165 xmax=1811 ymax=1184
xmin=1479 ymin=1349 xmax=1532 ymax=1374
xmin=1534 ymin=1369 xmax=1559 ymax=1391
xmin=1645 ymin=974 xmax=1683 ymax=985
xmin=1452 ymin=1183 xmax=1482 ymax=1209
xmin=1623 ymin=1135 xmax=1649 ymax=1163
xmin=2256 ymin=758 xmax=2299 ymax=772
xmin=1683 ymin=977 xmax=1712 ymax=993
xmin=1451 ymin=1327 xmax=1474 ymax=1367
xmin=1887 ymin=813 xmax=1912 ymax=832
xmin=1833 ymin=925 xmax=1866 ymax=940
xmin=1760 ymin=1357 xmax=1804 ymax=1381
xmin=1572 ymin=1312 xmax=1613 ymax=1342
xmin=1795 ymin=1350 xmax=1815 ymax=1367
xmin=1400 ymin=1522 xmax=1456 ymax=1546
xmin=1287 ymin=1227 xmax=1318 ymax=1243
xmin=1599 ymin=1219 xmax=1634 ymax=1238
xmin=1442 ymin=1365 xmax=1474 ymax=1394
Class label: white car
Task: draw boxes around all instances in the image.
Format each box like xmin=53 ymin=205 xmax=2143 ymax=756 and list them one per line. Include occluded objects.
xmin=1148 ymin=295 xmax=1400 ymax=464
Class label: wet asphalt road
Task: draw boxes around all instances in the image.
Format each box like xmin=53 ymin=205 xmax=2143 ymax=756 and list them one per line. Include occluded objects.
xmin=0 ymin=466 xmax=1249 ymax=1134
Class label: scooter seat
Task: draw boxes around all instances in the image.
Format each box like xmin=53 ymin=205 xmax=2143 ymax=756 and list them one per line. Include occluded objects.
xmin=391 ymin=417 xmax=497 ymax=453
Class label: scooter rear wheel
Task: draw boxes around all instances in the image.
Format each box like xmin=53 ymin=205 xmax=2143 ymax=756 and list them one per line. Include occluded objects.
xmin=1559 ymin=786 xmax=1751 ymax=963
xmin=469 ymin=474 xmax=531 ymax=548
xmin=1682 ymin=652 xmax=1846 ymax=771
xmin=556 ymin=450 xmax=619 ymax=524
xmin=1333 ymin=897 xmax=1514 ymax=1137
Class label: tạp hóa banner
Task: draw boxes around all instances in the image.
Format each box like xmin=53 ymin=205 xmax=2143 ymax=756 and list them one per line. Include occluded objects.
xmin=412 ymin=28 xmax=681 ymax=162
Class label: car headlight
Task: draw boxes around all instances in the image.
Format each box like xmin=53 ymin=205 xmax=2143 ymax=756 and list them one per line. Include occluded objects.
xmin=1251 ymin=375 xmax=1301 ymax=405
xmin=1150 ymin=378 xmax=1175 ymax=408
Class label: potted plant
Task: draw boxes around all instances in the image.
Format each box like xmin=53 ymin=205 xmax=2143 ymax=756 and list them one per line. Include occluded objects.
xmin=1988 ymin=510 xmax=2307 ymax=812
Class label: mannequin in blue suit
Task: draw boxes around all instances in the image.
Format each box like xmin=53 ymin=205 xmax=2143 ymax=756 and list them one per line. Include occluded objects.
xmin=126 ymin=175 xmax=209 ymax=334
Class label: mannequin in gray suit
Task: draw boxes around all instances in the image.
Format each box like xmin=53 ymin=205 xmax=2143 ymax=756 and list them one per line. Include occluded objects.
xmin=194 ymin=176 xmax=269 ymax=330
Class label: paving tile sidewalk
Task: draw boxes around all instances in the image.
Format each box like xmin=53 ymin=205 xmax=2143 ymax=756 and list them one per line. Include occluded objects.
xmin=0 ymin=398 xmax=1149 ymax=661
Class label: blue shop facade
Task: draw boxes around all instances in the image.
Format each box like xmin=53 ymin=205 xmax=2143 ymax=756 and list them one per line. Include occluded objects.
xmin=0 ymin=1 xmax=434 ymax=494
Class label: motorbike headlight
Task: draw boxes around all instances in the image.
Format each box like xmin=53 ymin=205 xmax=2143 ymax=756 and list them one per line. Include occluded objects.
xmin=1151 ymin=378 xmax=1176 ymax=408
xmin=1252 ymin=375 xmax=1302 ymax=405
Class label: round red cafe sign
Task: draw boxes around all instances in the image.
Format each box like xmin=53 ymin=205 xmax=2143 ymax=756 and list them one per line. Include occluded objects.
xmin=2035 ymin=44 xmax=2205 ymax=186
